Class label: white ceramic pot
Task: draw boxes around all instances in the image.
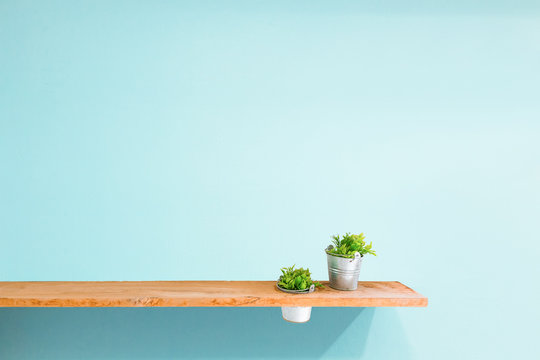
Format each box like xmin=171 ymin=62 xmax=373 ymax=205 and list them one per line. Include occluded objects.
xmin=276 ymin=282 xmax=315 ymax=323
xmin=281 ymin=306 xmax=312 ymax=323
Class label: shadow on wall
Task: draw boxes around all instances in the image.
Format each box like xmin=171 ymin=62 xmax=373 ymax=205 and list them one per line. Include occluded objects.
xmin=0 ymin=307 xmax=410 ymax=359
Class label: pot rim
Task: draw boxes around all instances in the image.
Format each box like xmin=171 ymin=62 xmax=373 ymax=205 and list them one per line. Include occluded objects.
xmin=325 ymin=249 xmax=363 ymax=259
xmin=276 ymin=280 xmax=316 ymax=294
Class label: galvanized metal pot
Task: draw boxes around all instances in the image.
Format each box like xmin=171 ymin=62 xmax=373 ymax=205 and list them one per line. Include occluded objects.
xmin=276 ymin=282 xmax=315 ymax=323
xmin=326 ymin=245 xmax=363 ymax=291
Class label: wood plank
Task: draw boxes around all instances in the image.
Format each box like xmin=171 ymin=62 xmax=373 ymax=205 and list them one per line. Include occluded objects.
xmin=0 ymin=281 xmax=427 ymax=307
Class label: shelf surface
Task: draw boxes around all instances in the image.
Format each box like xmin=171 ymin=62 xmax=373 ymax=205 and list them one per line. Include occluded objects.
xmin=0 ymin=281 xmax=427 ymax=307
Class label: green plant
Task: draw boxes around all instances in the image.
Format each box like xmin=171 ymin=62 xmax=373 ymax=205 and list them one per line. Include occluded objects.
xmin=277 ymin=265 xmax=323 ymax=291
xmin=326 ymin=232 xmax=376 ymax=258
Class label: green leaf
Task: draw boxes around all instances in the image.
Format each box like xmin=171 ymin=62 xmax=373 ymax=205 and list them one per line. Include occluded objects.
xmin=277 ymin=265 xmax=323 ymax=290
xmin=326 ymin=232 xmax=376 ymax=259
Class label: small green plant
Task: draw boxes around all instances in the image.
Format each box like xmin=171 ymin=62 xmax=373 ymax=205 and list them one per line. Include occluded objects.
xmin=326 ymin=232 xmax=376 ymax=258
xmin=277 ymin=265 xmax=323 ymax=291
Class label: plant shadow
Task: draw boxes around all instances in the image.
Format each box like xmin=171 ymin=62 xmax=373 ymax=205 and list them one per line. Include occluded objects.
xmin=0 ymin=307 xmax=374 ymax=359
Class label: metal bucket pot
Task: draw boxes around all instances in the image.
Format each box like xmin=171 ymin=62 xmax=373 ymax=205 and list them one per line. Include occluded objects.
xmin=277 ymin=282 xmax=315 ymax=323
xmin=326 ymin=246 xmax=363 ymax=290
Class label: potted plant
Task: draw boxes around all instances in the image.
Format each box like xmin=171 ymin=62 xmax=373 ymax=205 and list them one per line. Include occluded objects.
xmin=325 ymin=233 xmax=376 ymax=290
xmin=276 ymin=265 xmax=323 ymax=323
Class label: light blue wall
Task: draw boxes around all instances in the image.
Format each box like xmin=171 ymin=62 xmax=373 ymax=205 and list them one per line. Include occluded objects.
xmin=1 ymin=1 xmax=539 ymax=359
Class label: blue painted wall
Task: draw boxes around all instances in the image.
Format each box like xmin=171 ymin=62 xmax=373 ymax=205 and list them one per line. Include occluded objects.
xmin=1 ymin=1 xmax=539 ymax=359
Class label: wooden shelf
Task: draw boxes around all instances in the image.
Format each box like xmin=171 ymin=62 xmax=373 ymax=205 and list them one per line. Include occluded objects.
xmin=0 ymin=281 xmax=427 ymax=308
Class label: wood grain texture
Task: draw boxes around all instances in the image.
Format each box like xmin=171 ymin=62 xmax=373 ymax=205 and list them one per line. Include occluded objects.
xmin=0 ymin=281 xmax=427 ymax=307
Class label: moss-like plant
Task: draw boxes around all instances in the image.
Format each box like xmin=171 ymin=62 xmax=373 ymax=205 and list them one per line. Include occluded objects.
xmin=326 ymin=232 xmax=376 ymax=258
xmin=277 ymin=265 xmax=323 ymax=291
